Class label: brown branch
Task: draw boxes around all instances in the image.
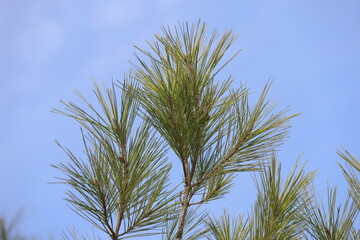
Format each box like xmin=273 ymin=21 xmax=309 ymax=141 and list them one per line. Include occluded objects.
xmin=188 ymin=199 xmax=205 ymax=206
xmin=176 ymin=187 xmax=191 ymax=240
xmin=115 ymin=143 xmax=128 ymax=235
xmin=325 ymin=227 xmax=333 ymax=240
xmin=99 ymin=190 xmax=117 ymax=239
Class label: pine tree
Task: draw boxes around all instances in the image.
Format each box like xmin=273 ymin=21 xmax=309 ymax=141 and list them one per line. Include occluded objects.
xmin=52 ymin=21 xmax=359 ymax=240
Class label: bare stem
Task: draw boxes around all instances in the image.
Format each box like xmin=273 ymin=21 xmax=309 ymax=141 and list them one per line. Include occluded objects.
xmin=115 ymin=143 xmax=128 ymax=236
xmin=176 ymin=187 xmax=191 ymax=240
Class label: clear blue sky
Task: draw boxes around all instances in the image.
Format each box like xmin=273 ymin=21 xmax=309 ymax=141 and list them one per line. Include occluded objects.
xmin=1 ymin=0 xmax=359 ymax=239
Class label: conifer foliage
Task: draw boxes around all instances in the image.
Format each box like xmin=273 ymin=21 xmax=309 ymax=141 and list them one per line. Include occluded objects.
xmin=52 ymin=21 xmax=360 ymax=240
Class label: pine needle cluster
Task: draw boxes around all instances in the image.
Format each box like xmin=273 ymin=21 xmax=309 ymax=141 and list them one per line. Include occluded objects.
xmin=52 ymin=21 xmax=360 ymax=240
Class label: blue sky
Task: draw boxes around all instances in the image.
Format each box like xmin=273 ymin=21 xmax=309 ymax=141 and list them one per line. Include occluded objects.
xmin=1 ymin=0 xmax=359 ymax=239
